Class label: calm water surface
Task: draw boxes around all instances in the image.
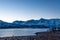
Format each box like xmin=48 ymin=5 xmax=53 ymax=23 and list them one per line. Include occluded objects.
xmin=0 ymin=28 xmax=49 ymax=37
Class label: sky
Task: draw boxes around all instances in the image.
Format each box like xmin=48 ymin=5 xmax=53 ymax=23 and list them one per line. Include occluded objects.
xmin=0 ymin=0 xmax=60 ymax=22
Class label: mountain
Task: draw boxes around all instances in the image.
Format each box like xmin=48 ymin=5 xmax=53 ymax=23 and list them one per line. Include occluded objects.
xmin=0 ymin=18 xmax=60 ymax=28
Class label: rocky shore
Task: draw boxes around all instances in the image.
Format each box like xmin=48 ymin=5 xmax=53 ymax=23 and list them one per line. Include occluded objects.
xmin=0 ymin=29 xmax=60 ymax=40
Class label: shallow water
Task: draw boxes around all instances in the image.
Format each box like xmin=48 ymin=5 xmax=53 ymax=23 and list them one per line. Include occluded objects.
xmin=0 ymin=28 xmax=49 ymax=37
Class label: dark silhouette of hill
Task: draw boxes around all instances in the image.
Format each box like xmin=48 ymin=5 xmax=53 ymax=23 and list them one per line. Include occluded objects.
xmin=0 ymin=18 xmax=60 ymax=28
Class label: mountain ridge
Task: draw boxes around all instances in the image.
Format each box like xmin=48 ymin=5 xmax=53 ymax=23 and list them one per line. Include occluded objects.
xmin=0 ymin=18 xmax=60 ymax=28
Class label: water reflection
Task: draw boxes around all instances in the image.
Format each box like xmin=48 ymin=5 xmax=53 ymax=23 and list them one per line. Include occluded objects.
xmin=0 ymin=28 xmax=49 ymax=37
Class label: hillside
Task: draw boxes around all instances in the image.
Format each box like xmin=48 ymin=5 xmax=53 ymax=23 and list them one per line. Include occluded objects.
xmin=0 ymin=18 xmax=60 ymax=28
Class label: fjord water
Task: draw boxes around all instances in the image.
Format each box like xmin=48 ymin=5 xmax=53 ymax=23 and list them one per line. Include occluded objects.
xmin=0 ymin=28 xmax=49 ymax=37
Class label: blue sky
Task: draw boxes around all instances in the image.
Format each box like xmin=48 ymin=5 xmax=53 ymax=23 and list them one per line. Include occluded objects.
xmin=0 ymin=0 xmax=60 ymax=22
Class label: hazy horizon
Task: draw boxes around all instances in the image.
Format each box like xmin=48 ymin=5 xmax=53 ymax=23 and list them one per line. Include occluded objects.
xmin=0 ymin=0 xmax=60 ymax=22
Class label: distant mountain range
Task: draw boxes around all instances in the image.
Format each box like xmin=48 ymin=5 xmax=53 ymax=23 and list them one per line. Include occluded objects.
xmin=0 ymin=18 xmax=60 ymax=28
